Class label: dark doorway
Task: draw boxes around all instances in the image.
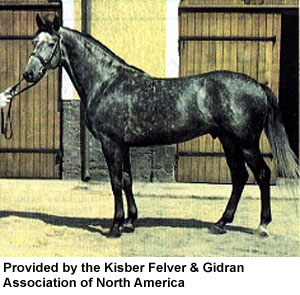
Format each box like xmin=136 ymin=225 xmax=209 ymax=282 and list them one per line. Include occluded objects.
xmin=279 ymin=12 xmax=299 ymax=158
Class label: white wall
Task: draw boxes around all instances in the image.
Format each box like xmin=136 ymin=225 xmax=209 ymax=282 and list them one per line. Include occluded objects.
xmin=62 ymin=0 xmax=75 ymax=100
xmin=61 ymin=0 xmax=180 ymax=99
xmin=165 ymin=0 xmax=181 ymax=78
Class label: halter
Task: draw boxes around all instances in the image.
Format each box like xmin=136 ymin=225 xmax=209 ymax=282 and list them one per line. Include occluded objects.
xmin=1 ymin=34 xmax=60 ymax=140
xmin=29 ymin=35 xmax=60 ymax=71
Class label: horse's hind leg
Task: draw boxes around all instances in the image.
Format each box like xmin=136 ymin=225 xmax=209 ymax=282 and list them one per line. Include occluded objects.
xmin=242 ymin=146 xmax=271 ymax=237
xmin=210 ymin=135 xmax=249 ymax=234
xmin=121 ymin=146 xmax=138 ymax=233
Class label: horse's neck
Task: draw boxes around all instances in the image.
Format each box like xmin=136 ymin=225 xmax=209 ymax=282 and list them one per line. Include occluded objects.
xmin=59 ymin=27 xmax=131 ymax=105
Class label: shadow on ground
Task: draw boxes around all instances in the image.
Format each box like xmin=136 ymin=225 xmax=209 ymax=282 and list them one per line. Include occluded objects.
xmin=0 ymin=210 xmax=254 ymax=236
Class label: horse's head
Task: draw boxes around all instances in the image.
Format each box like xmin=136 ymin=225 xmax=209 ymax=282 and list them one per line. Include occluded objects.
xmin=23 ymin=14 xmax=61 ymax=83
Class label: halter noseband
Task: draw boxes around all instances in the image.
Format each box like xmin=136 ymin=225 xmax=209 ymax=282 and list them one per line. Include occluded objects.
xmin=30 ymin=35 xmax=60 ymax=70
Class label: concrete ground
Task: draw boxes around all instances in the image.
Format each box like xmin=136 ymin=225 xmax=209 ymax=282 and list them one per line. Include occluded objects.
xmin=0 ymin=179 xmax=299 ymax=257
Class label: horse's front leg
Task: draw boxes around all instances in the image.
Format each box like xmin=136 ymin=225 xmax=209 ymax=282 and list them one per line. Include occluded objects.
xmin=121 ymin=146 xmax=138 ymax=233
xmin=101 ymin=138 xmax=124 ymax=238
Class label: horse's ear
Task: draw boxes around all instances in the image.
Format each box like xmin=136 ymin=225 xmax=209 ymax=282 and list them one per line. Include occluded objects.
xmin=36 ymin=14 xmax=45 ymax=29
xmin=52 ymin=15 xmax=60 ymax=32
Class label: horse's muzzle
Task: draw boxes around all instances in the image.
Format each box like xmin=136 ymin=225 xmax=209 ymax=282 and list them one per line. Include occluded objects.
xmin=23 ymin=68 xmax=45 ymax=83
xmin=23 ymin=70 xmax=34 ymax=82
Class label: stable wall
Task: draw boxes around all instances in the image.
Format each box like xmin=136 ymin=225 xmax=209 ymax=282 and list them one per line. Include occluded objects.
xmin=0 ymin=0 xmax=62 ymax=179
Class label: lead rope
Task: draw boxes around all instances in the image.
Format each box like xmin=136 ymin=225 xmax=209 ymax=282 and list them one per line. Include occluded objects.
xmin=2 ymin=97 xmax=14 ymax=140
xmin=1 ymin=77 xmax=38 ymax=140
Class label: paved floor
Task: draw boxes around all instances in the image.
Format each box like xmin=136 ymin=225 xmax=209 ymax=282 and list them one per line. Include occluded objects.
xmin=0 ymin=179 xmax=299 ymax=256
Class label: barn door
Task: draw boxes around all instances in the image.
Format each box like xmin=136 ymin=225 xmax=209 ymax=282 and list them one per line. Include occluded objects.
xmin=176 ymin=11 xmax=281 ymax=183
xmin=0 ymin=2 xmax=62 ymax=178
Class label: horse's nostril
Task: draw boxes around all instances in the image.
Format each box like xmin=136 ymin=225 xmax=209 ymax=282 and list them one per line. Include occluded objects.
xmin=23 ymin=71 xmax=28 ymax=80
xmin=23 ymin=70 xmax=33 ymax=81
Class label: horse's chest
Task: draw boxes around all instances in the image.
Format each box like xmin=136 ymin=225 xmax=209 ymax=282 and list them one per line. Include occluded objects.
xmin=85 ymin=96 xmax=127 ymax=139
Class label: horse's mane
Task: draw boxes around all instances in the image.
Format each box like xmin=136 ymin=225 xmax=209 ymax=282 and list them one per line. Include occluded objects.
xmin=74 ymin=29 xmax=146 ymax=74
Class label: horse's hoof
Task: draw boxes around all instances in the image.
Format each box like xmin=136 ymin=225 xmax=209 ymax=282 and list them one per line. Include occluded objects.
xmin=255 ymin=225 xmax=269 ymax=238
xmin=106 ymin=228 xmax=122 ymax=238
xmin=209 ymin=224 xmax=227 ymax=235
xmin=121 ymin=223 xmax=135 ymax=233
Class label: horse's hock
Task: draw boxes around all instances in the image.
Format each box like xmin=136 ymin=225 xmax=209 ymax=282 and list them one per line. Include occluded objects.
xmin=0 ymin=0 xmax=298 ymax=186
xmin=0 ymin=0 xmax=298 ymax=240
xmin=177 ymin=0 xmax=299 ymax=184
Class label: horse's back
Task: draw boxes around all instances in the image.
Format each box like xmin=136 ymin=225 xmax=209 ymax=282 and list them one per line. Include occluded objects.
xmin=132 ymin=71 xmax=267 ymax=145
xmin=88 ymin=70 xmax=268 ymax=146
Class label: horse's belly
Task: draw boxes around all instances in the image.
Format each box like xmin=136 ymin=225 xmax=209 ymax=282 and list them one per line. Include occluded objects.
xmin=124 ymin=123 xmax=209 ymax=146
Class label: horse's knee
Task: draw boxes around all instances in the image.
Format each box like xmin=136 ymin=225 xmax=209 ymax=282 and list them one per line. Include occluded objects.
xmin=232 ymin=168 xmax=249 ymax=185
xmin=111 ymin=178 xmax=122 ymax=193
xmin=122 ymin=171 xmax=132 ymax=188
xmin=240 ymin=169 xmax=249 ymax=184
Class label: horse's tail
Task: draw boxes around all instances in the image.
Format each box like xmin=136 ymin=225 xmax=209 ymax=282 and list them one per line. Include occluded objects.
xmin=262 ymin=84 xmax=300 ymax=179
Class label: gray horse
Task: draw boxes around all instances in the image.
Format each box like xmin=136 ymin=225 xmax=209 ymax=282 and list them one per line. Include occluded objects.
xmin=22 ymin=14 xmax=299 ymax=238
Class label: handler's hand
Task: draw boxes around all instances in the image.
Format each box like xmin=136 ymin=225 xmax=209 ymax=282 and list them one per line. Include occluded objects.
xmin=0 ymin=87 xmax=15 ymax=108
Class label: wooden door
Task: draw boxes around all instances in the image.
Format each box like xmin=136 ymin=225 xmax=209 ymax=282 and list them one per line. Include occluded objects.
xmin=176 ymin=11 xmax=281 ymax=183
xmin=0 ymin=2 xmax=62 ymax=178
